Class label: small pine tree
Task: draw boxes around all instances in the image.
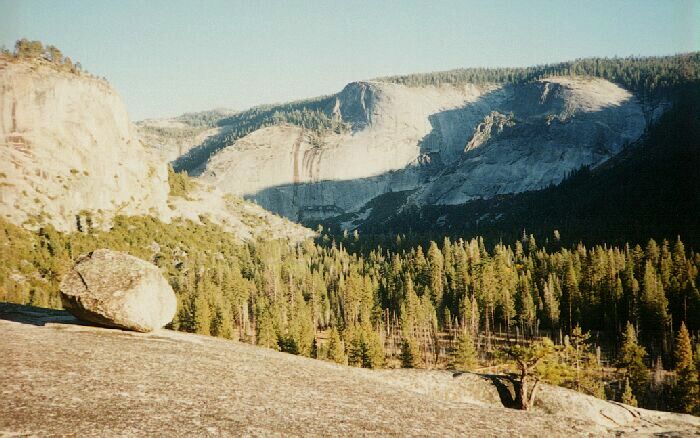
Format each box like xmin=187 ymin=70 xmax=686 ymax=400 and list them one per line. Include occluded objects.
xmin=619 ymin=322 xmax=649 ymax=402
xmin=212 ymin=303 xmax=235 ymax=340
xmin=672 ymin=322 xmax=699 ymax=414
xmin=453 ymin=331 xmax=478 ymax=371
xmin=504 ymin=337 xmax=557 ymax=410
xmin=193 ymin=290 xmax=211 ymax=336
xmin=621 ymin=378 xmax=638 ymax=407
xmin=256 ymin=310 xmax=279 ymax=351
xmin=327 ymin=327 xmax=346 ymax=365
xmin=400 ymin=337 xmax=421 ymax=368
xmin=347 ymin=324 xmax=384 ymax=369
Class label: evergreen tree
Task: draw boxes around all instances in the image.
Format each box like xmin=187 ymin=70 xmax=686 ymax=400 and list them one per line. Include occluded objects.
xmin=504 ymin=337 xmax=557 ymax=410
xmin=400 ymin=337 xmax=422 ymax=368
xmin=256 ymin=309 xmax=279 ymax=350
xmin=619 ymin=322 xmax=649 ymax=401
xmin=562 ymin=259 xmax=580 ymax=333
xmin=672 ymin=322 xmax=699 ymax=414
xmin=347 ymin=324 xmax=384 ymax=369
xmin=326 ymin=326 xmax=346 ymax=365
xmin=621 ymin=378 xmax=638 ymax=407
xmin=452 ymin=331 xmax=478 ymax=371
xmin=193 ymin=289 xmax=212 ymax=336
xmin=427 ymin=241 xmax=445 ymax=309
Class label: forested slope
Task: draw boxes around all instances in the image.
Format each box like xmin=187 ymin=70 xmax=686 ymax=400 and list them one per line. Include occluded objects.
xmin=345 ymin=83 xmax=700 ymax=249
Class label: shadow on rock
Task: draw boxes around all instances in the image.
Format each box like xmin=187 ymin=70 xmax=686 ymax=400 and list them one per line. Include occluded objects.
xmin=483 ymin=374 xmax=519 ymax=409
xmin=0 ymin=302 xmax=82 ymax=326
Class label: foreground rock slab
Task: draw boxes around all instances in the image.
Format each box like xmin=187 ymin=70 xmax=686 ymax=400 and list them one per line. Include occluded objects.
xmin=60 ymin=249 xmax=176 ymax=332
xmin=1 ymin=304 xmax=698 ymax=437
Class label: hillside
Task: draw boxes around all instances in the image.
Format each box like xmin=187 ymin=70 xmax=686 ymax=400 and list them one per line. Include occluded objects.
xmin=2 ymin=303 xmax=698 ymax=436
xmin=158 ymin=54 xmax=699 ymax=226
xmin=339 ymin=83 xmax=700 ymax=249
xmin=0 ymin=56 xmax=312 ymax=242
xmin=136 ymin=109 xmax=234 ymax=162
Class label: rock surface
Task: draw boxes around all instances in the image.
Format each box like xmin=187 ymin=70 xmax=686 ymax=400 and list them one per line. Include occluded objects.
xmin=0 ymin=60 xmax=169 ymax=231
xmin=60 ymin=249 xmax=176 ymax=332
xmin=192 ymin=78 xmax=656 ymax=224
xmin=2 ymin=303 xmax=698 ymax=436
xmin=0 ymin=59 xmax=313 ymax=242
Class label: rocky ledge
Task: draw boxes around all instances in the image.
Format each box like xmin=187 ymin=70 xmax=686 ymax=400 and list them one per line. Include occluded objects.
xmin=1 ymin=303 xmax=698 ymax=436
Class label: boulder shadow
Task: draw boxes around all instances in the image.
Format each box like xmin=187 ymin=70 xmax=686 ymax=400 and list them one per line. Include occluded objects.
xmin=0 ymin=302 xmax=83 ymax=327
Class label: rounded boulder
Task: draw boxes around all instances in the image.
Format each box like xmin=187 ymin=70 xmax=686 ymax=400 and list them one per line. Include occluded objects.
xmin=60 ymin=249 xmax=176 ymax=332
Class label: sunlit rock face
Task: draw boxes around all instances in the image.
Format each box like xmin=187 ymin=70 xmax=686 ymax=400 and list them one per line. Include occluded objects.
xmin=0 ymin=61 xmax=169 ymax=231
xmin=197 ymin=77 xmax=651 ymax=223
xmin=0 ymin=60 xmax=314 ymax=242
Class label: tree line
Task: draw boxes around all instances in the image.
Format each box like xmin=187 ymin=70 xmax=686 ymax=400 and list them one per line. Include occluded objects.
xmin=1 ymin=39 xmax=88 ymax=76
xmin=377 ymin=53 xmax=700 ymax=96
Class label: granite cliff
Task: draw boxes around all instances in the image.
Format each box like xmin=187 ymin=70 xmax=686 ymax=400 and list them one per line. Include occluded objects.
xmin=0 ymin=59 xmax=313 ymax=241
xmin=169 ymin=76 xmax=658 ymax=225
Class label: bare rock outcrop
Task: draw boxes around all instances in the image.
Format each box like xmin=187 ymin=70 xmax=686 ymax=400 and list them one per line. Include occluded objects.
xmin=2 ymin=303 xmax=699 ymax=436
xmin=60 ymin=249 xmax=176 ymax=332
xmin=0 ymin=60 xmax=169 ymax=231
xmin=0 ymin=59 xmax=314 ymax=243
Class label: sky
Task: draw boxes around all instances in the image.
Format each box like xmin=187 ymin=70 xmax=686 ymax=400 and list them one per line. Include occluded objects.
xmin=1 ymin=0 xmax=698 ymax=120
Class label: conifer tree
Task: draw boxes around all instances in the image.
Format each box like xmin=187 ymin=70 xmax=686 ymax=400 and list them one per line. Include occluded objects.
xmin=212 ymin=302 xmax=235 ymax=339
xmin=619 ymin=322 xmax=649 ymax=401
xmin=326 ymin=326 xmax=346 ymax=365
xmin=504 ymin=337 xmax=557 ymax=410
xmin=193 ymin=289 xmax=212 ymax=336
xmin=256 ymin=310 xmax=279 ymax=351
xmin=672 ymin=322 xmax=699 ymax=414
xmin=453 ymin=331 xmax=478 ymax=371
xmin=400 ymin=337 xmax=422 ymax=368
xmin=427 ymin=241 xmax=444 ymax=309
xmin=621 ymin=377 xmax=638 ymax=407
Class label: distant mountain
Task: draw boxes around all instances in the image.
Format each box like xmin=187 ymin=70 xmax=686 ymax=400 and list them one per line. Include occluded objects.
xmin=156 ymin=54 xmax=698 ymax=232
xmin=330 ymin=83 xmax=700 ymax=249
xmin=136 ymin=109 xmax=235 ymax=162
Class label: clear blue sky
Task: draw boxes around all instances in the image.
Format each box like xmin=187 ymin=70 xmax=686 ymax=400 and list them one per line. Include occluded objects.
xmin=1 ymin=0 xmax=698 ymax=120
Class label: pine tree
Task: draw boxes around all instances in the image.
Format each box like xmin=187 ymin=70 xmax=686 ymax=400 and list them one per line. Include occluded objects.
xmin=256 ymin=310 xmax=279 ymax=350
xmin=400 ymin=337 xmax=422 ymax=368
xmin=640 ymin=261 xmax=670 ymax=354
xmin=193 ymin=289 xmax=212 ymax=336
xmin=504 ymin=337 xmax=557 ymax=410
xmin=562 ymin=259 xmax=580 ymax=333
xmin=619 ymin=322 xmax=649 ymax=401
xmin=347 ymin=324 xmax=384 ymax=369
xmin=621 ymin=377 xmax=638 ymax=407
xmin=672 ymin=322 xmax=699 ymax=414
xmin=326 ymin=326 xmax=346 ymax=365
xmin=427 ymin=241 xmax=444 ymax=309
xmin=453 ymin=331 xmax=478 ymax=371
xmin=212 ymin=302 xmax=235 ymax=339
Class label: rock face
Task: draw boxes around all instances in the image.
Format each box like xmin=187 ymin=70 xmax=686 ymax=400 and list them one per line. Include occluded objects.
xmin=60 ymin=249 xmax=176 ymax=332
xmin=2 ymin=303 xmax=699 ymax=436
xmin=193 ymin=77 xmax=655 ymax=225
xmin=0 ymin=60 xmax=169 ymax=231
xmin=0 ymin=59 xmax=314 ymax=242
